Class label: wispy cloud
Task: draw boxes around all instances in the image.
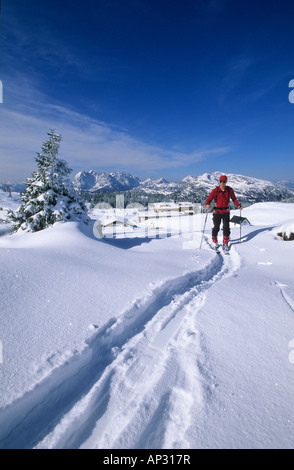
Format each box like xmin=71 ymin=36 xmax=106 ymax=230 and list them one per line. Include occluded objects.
xmin=0 ymin=72 xmax=229 ymax=181
xmin=219 ymin=54 xmax=290 ymax=108
xmin=0 ymin=102 xmax=229 ymax=181
xmin=219 ymin=56 xmax=257 ymax=106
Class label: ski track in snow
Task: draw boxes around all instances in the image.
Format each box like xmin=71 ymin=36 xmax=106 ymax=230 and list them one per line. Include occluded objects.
xmin=0 ymin=240 xmax=241 ymax=449
xmin=280 ymin=287 xmax=294 ymax=314
xmin=272 ymin=281 xmax=294 ymax=315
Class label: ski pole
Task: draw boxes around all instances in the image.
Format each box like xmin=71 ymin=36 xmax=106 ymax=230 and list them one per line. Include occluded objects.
xmin=200 ymin=210 xmax=208 ymax=250
xmin=239 ymin=207 xmax=242 ymax=243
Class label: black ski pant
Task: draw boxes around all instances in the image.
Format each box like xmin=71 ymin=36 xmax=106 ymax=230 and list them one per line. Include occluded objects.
xmin=212 ymin=212 xmax=230 ymax=238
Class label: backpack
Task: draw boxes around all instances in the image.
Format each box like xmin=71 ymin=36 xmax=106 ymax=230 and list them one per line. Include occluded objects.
xmin=214 ymin=185 xmax=231 ymax=210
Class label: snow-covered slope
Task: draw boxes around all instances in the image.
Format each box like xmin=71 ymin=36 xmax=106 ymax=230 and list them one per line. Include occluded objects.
xmin=0 ymin=202 xmax=294 ymax=449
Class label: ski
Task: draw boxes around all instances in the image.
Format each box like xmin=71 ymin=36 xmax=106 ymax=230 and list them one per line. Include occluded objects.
xmin=209 ymin=242 xmax=230 ymax=255
xmin=222 ymin=244 xmax=230 ymax=255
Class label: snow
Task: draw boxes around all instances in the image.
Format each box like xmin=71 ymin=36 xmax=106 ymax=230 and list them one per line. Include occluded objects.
xmin=0 ymin=193 xmax=294 ymax=449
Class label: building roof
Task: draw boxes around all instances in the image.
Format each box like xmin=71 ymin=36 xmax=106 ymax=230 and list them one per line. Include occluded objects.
xmin=102 ymin=216 xmax=137 ymax=227
xmin=230 ymin=215 xmax=250 ymax=225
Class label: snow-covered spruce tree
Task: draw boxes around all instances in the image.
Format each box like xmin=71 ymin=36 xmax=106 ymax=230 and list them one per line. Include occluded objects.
xmin=8 ymin=130 xmax=89 ymax=232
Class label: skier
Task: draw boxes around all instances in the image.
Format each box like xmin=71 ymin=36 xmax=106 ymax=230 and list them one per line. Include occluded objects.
xmin=205 ymin=175 xmax=242 ymax=249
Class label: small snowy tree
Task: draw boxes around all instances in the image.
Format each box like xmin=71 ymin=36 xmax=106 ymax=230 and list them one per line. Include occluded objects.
xmin=8 ymin=130 xmax=89 ymax=232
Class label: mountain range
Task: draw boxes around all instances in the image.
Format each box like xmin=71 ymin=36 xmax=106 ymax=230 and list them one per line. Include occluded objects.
xmin=73 ymin=170 xmax=294 ymax=204
xmin=2 ymin=170 xmax=294 ymax=205
xmin=73 ymin=169 xmax=141 ymax=193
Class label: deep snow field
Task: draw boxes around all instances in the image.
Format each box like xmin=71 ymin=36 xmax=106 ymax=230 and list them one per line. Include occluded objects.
xmin=0 ymin=194 xmax=294 ymax=449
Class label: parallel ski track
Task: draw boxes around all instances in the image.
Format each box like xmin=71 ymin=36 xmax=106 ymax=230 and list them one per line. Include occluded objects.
xmin=0 ymin=240 xmax=241 ymax=449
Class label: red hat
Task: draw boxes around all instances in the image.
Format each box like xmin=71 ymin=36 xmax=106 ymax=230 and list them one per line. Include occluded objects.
xmin=219 ymin=175 xmax=227 ymax=182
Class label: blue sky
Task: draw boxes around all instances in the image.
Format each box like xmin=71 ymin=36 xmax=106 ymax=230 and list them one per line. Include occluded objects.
xmin=1 ymin=0 xmax=294 ymax=183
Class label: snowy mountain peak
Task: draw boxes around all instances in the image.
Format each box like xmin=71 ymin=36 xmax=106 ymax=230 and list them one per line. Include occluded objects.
xmin=73 ymin=170 xmax=141 ymax=193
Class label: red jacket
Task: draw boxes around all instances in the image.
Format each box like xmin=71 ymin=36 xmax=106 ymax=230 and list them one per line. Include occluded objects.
xmin=206 ymin=185 xmax=240 ymax=214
